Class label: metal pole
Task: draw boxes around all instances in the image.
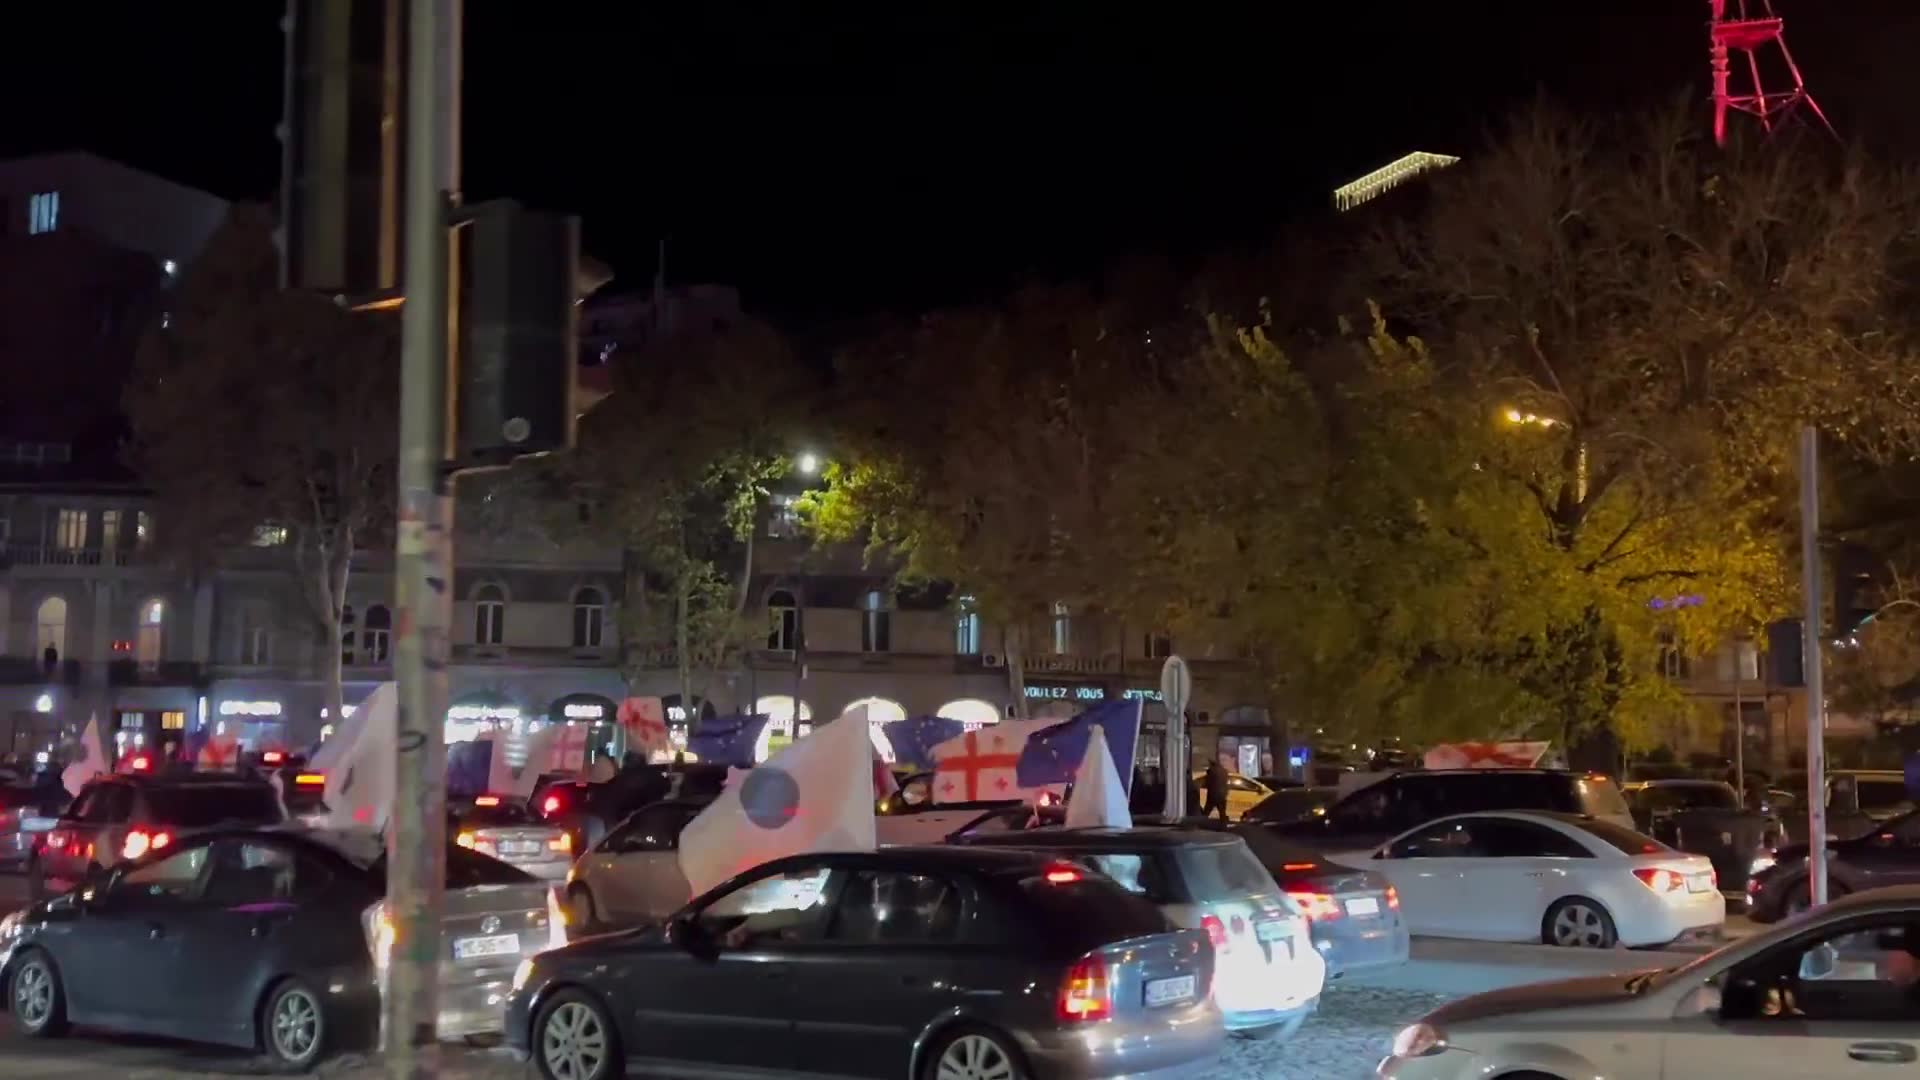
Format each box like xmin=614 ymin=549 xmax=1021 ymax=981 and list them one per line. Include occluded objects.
xmin=388 ymin=1 xmax=460 ymax=1074
xmin=1733 ymin=659 xmax=1745 ymax=806
xmin=1798 ymin=426 xmax=1828 ymax=907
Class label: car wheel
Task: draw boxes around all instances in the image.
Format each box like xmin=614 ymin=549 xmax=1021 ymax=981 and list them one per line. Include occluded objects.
xmin=922 ymin=1024 xmax=1028 ymax=1080
xmin=10 ymin=950 xmax=69 ymax=1037
xmin=534 ymin=989 xmax=623 ymax=1080
xmin=1543 ymin=897 xmax=1617 ymax=948
xmin=260 ymin=977 xmax=327 ymax=1072
xmin=568 ymin=885 xmax=599 ymax=930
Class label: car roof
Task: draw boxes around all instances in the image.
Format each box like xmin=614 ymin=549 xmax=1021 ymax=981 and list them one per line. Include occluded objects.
xmin=754 ymin=844 xmax=1062 ymax=878
xmin=104 ymin=771 xmax=275 ymax=787
xmin=1410 ymin=809 xmax=1603 ymax=830
xmin=964 ymin=826 xmax=1241 ymax=851
xmin=1404 ymin=769 xmax=1597 ymax=779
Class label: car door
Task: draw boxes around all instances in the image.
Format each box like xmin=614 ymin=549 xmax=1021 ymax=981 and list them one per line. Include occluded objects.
xmin=1839 ymin=814 xmax=1920 ymax=890
xmin=790 ymin=865 xmax=965 ymax=1077
xmin=1373 ymin=819 xmax=1477 ymax=936
xmin=633 ymin=862 xmax=839 ymax=1073
xmin=1665 ymin=912 xmax=1920 ymax=1079
xmin=1453 ymin=817 xmax=1593 ymax=940
xmin=57 ymin=839 xmax=215 ymax=1031
xmin=582 ymin=804 xmax=692 ymax=923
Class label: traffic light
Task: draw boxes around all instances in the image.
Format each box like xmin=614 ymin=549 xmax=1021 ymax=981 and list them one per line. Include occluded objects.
xmin=453 ymin=201 xmax=580 ymax=467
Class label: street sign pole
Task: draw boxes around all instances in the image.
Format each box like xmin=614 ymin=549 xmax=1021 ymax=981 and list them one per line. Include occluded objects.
xmin=1160 ymin=656 xmax=1192 ymax=821
xmin=1799 ymin=426 xmax=1828 ymax=907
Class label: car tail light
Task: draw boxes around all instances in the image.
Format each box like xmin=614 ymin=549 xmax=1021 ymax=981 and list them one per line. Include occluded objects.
xmin=122 ymin=829 xmax=171 ymax=861
xmin=1201 ymin=914 xmax=1228 ymax=949
xmin=294 ymin=772 xmax=325 ymax=787
xmin=1282 ymin=862 xmax=1318 ymax=872
xmin=1043 ymin=864 xmax=1082 ymax=884
xmin=1286 ymin=890 xmax=1343 ymax=922
xmin=548 ymin=833 xmax=571 ymax=854
xmin=362 ymin=902 xmax=396 ymax=973
xmin=1634 ymin=867 xmax=1685 ymax=895
xmin=128 ymin=754 xmax=152 ymax=773
xmin=540 ymin=793 xmax=563 ymax=816
xmin=473 ymin=795 xmax=501 ymax=808
xmin=1386 ymin=885 xmax=1401 ymax=910
xmin=1057 ymin=952 xmax=1112 ymax=1022
xmin=46 ymin=830 xmax=67 ymax=853
xmin=261 ymin=750 xmax=286 ymax=765
xmin=455 ymin=831 xmax=496 ymax=856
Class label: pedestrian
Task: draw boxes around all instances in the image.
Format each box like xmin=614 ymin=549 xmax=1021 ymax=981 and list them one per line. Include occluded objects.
xmin=1203 ymin=758 xmax=1230 ymax=820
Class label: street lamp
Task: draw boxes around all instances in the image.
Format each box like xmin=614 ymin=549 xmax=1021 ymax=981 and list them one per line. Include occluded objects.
xmin=796 ymin=452 xmax=821 ymax=476
xmin=1501 ymin=406 xmax=1565 ymax=429
xmin=32 ymin=693 xmax=52 ymax=714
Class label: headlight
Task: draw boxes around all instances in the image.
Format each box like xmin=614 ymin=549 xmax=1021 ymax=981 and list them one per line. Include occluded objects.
xmin=511 ymin=958 xmax=536 ymax=993
xmin=0 ymin=910 xmax=21 ymax=940
xmin=1390 ymin=1022 xmax=1445 ymax=1058
xmin=1750 ymin=853 xmax=1777 ymax=876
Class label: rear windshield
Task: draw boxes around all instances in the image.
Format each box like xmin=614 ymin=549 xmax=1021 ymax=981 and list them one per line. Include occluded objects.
xmin=1174 ymin=840 xmax=1280 ymax=902
xmin=457 ymin=802 xmax=533 ymax=827
xmin=1571 ymin=818 xmax=1671 ymax=855
xmin=370 ymin=846 xmax=537 ymax=889
xmin=1857 ymin=780 xmax=1913 ymax=812
xmin=1577 ymin=777 xmax=1632 ymax=819
xmin=143 ymin=784 xmax=284 ymax=827
xmin=1008 ymin=876 xmax=1173 ymax=951
xmin=1631 ymin=784 xmax=1737 ymax=813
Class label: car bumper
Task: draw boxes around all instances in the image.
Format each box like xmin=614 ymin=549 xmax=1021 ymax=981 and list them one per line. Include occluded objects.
xmin=435 ymin=973 xmax=518 ymax=1038
xmin=1016 ymin=999 xmax=1227 ymax=1079
xmin=1316 ymin=920 xmax=1410 ymax=977
xmin=499 ymin=858 xmax=571 ymax=883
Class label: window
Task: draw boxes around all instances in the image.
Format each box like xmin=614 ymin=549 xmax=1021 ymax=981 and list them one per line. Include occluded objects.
xmin=251 ymin=523 xmax=289 ymax=547
xmin=1051 ymin=601 xmax=1071 ymax=655
xmin=1657 ymin=629 xmax=1690 ymax=678
xmin=363 ymin=605 xmax=391 ymax=662
xmin=1722 ymin=916 xmax=1920 ymax=1023
xmin=694 ymin=865 xmax=836 ymax=948
xmin=136 ymin=599 xmax=165 ymax=670
xmin=1074 ymin=853 xmax=1175 ymax=903
xmin=861 ymin=589 xmax=891 ymax=653
xmin=199 ymin=839 xmax=330 ymax=907
xmin=142 ymin=783 xmax=284 ymax=828
xmin=35 ymin=596 xmax=67 ymax=660
xmin=1385 ymin=818 xmax=1480 ymax=859
xmin=828 ymin=871 xmax=961 ymax=943
xmin=572 ymin=587 xmax=606 ymax=649
xmin=1470 ymin=818 xmax=1594 ymax=858
xmin=1144 ymin=632 xmax=1172 ymax=659
xmin=767 ymin=590 xmax=798 ymax=651
xmin=100 ymin=510 xmax=120 ymax=551
xmin=767 ymin=493 xmax=802 ymax=539
xmin=51 ymin=508 xmax=86 ymax=551
xmin=117 ymin=843 xmax=211 ymax=906
xmin=241 ymin=612 xmax=273 ymax=666
xmin=160 ymin=711 xmax=185 ymax=731
xmin=473 ymin=585 xmax=505 ymax=646
xmin=954 ymin=597 xmax=981 ymax=655
xmin=27 ymin=191 xmax=59 ymax=235
xmin=604 ymin=803 xmax=701 ymax=853
xmin=135 ymin=511 xmax=151 ymax=545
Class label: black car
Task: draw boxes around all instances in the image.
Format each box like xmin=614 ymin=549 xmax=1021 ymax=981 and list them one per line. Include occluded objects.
xmin=507 ymin=847 xmax=1226 ymax=1080
xmin=1242 ymin=785 xmax=1340 ymax=826
xmin=1747 ymin=809 xmax=1920 ymax=922
xmin=1229 ymin=823 xmax=1409 ymax=977
xmin=1263 ymin=769 xmax=1636 ymax=854
xmin=1 ymin=827 xmax=558 ymax=1069
xmin=36 ymin=769 xmax=287 ymax=891
xmin=1624 ymin=778 xmax=1782 ymax=895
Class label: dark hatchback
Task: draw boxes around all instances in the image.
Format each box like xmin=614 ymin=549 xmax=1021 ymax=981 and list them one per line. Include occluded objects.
xmin=507 ymin=847 xmax=1224 ymax=1080
xmin=1263 ymin=769 xmax=1635 ymax=854
xmin=1747 ymin=809 xmax=1920 ymax=922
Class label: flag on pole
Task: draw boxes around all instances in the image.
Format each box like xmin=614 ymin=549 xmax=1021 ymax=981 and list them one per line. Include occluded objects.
xmin=1064 ymin=724 xmax=1131 ymax=829
xmin=549 ymin=722 xmax=592 ymax=775
xmin=1017 ymin=700 xmax=1144 ymax=791
xmin=929 ymin=717 xmax=1061 ymax=803
xmin=197 ymin=731 xmax=241 ymax=772
xmin=61 ymin=714 xmax=107 ymax=796
xmin=678 ymin=712 xmax=877 ymax=899
xmin=618 ymin=697 xmax=669 ymax=759
xmin=884 ymin=716 xmax=969 ymax=770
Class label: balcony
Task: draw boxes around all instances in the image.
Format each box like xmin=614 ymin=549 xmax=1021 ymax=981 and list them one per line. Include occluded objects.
xmin=106 ymin=660 xmax=206 ymax=687
xmin=2 ymin=542 xmax=153 ymax=570
xmin=0 ymin=658 xmax=83 ymax=686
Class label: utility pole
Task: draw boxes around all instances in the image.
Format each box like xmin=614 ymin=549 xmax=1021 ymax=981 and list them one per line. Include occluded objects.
xmin=388 ymin=0 xmax=461 ymax=1073
xmin=1799 ymin=426 xmax=1828 ymax=908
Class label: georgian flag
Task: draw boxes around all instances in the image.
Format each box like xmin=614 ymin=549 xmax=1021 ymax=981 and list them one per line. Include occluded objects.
xmin=618 ymin=697 xmax=669 ymax=759
xmin=928 ymin=717 xmax=1059 ymax=804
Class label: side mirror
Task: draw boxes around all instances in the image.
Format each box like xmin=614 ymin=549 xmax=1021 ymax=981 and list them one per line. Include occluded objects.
xmin=1674 ymin=983 xmax=1722 ymax=1019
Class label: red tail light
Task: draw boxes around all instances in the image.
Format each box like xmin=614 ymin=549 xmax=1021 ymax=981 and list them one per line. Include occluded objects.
xmin=261 ymin=751 xmax=286 ymax=765
xmin=1281 ymin=862 xmax=1319 ymax=872
xmin=122 ymin=829 xmax=171 ymax=861
xmin=1286 ymin=890 xmax=1343 ymax=922
xmin=541 ymin=793 xmax=563 ymax=816
xmin=473 ymin=795 xmax=501 ymax=807
xmin=1386 ymin=885 xmax=1401 ymax=910
xmin=1634 ymin=867 xmax=1684 ymax=894
xmin=128 ymin=754 xmax=152 ymax=773
xmin=549 ymin=833 xmax=572 ymax=853
xmin=1057 ymin=952 xmax=1112 ymax=1021
xmin=1200 ymin=914 xmax=1228 ymax=949
xmin=294 ymin=772 xmax=325 ymax=787
xmin=1043 ymin=864 xmax=1082 ymax=884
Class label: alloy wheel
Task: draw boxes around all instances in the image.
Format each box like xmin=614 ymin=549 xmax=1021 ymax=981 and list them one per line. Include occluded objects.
xmin=542 ymin=1001 xmax=609 ymax=1080
xmin=13 ymin=962 xmax=52 ymax=1028
xmin=270 ymin=987 xmax=321 ymax=1063
xmin=936 ymin=1034 xmax=1017 ymax=1080
xmin=1551 ymin=903 xmax=1609 ymax=947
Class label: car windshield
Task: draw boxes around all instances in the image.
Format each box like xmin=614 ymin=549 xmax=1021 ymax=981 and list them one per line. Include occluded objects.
xmin=369 ymin=845 xmax=537 ymax=888
xmin=143 ymin=784 xmax=284 ymax=827
xmin=457 ymin=801 xmax=533 ymax=827
xmin=1174 ymin=840 xmax=1280 ymax=901
xmin=1578 ymin=777 xmax=1632 ymax=819
xmin=1632 ymin=784 xmax=1739 ymax=812
xmin=1573 ymin=818 xmax=1671 ymax=855
xmin=1009 ymin=875 xmax=1174 ymax=950
xmin=1858 ymin=780 xmax=1913 ymax=812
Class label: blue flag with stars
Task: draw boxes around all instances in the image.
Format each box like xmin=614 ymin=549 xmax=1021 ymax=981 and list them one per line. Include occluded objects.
xmin=884 ymin=716 xmax=970 ymax=770
xmin=1016 ymin=699 xmax=1144 ymax=791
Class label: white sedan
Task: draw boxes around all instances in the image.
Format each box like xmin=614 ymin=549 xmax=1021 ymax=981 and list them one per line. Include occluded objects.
xmin=1378 ymin=885 xmax=1920 ymax=1080
xmin=1354 ymin=810 xmax=1724 ymax=948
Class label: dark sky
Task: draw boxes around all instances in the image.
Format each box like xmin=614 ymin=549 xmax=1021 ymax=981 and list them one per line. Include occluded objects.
xmin=5 ymin=3 xmax=1916 ymax=321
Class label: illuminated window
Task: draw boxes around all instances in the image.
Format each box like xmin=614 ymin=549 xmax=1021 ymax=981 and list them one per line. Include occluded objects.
xmin=137 ymin=599 xmax=165 ymax=670
xmin=474 ymin=584 xmax=506 ymax=646
xmin=767 ymin=493 xmax=802 ymax=539
xmin=251 ymin=523 xmax=289 ymax=547
xmin=955 ymin=599 xmax=981 ymax=656
xmin=27 ymin=191 xmax=58 ymax=235
xmin=51 ymin=509 xmax=86 ymax=551
xmin=937 ymin=699 xmax=1002 ymax=730
xmin=861 ymin=590 xmax=890 ymax=653
xmin=572 ymin=587 xmax=605 ymax=648
xmin=364 ymin=605 xmax=391 ymax=662
xmin=36 ymin=596 xmax=67 ymax=659
xmin=160 ymin=711 xmax=186 ymax=731
xmin=1051 ymin=601 xmax=1071 ymax=655
xmin=100 ymin=510 xmax=121 ymax=551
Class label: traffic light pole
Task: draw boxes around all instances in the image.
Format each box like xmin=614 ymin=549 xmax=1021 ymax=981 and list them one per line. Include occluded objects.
xmin=388 ymin=1 xmax=461 ymax=1074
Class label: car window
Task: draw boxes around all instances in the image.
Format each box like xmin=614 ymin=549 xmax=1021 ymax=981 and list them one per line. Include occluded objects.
xmin=116 ymin=842 xmax=212 ymax=905
xmin=1857 ymin=780 xmax=1913 ymax=813
xmin=899 ymin=775 xmax=933 ymax=807
xmin=697 ymin=865 xmax=836 ymax=947
xmin=141 ymin=783 xmax=283 ymax=827
xmin=76 ymin=784 xmax=130 ymax=824
xmin=1328 ymin=781 xmax=1398 ymax=831
xmin=199 ymin=839 xmax=332 ymax=907
xmin=1629 ymin=784 xmax=1738 ymax=813
xmin=1069 ymin=852 xmax=1178 ymax=904
xmin=1724 ymin=917 xmax=1920 ymax=1023
xmin=1472 ymin=819 xmax=1592 ymax=858
xmin=1570 ymin=818 xmax=1670 ymax=855
xmin=828 ymin=871 xmax=961 ymax=943
xmin=1576 ymin=776 xmax=1631 ymax=819
xmin=1386 ymin=818 xmax=1480 ymax=859
xmin=1227 ymin=776 xmax=1260 ymax=793
xmin=606 ymin=803 xmax=697 ymax=853
xmin=64 ymin=787 xmax=99 ymax=822
xmin=1174 ymin=840 xmax=1279 ymax=901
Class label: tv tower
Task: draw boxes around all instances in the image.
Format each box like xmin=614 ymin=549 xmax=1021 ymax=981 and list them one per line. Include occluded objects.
xmin=1707 ymin=1 xmax=1833 ymax=146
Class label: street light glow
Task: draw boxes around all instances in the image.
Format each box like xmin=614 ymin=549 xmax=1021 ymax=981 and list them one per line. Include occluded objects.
xmin=1500 ymin=406 xmax=1565 ymax=430
xmin=796 ymin=452 xmax=820 ymax=476
xmin=32 ymin=693 xmax=52 ymax=714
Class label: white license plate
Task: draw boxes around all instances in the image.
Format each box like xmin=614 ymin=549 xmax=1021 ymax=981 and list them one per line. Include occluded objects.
xmin=500 ymin=841 xmax=540 ymax=856
xmin=1256 ymin=918 xmax=1289 ymax=942
xmin=1345 ymin=896 xmax=1381 ymax=917
xmin=452 ymin=933 xmax=520 ymax=960
xmin=1687 ymin=872 xmax=1713 ymax=893
xmin=1144 ymin=975 xmax=1196 ymax=1007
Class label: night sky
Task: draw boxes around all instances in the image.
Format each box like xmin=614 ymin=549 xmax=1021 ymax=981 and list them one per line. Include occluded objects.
xmin=6 ymin=3 xmax=1916 ymax=322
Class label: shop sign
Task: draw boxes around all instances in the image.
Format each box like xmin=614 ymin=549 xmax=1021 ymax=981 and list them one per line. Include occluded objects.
xmin=448 ymin=704 xmax=520 ymax=722
xmin=1025 ymin=684 xmax=1106 ymax=702
xmin=563 ymin=702 xmax=607 ymax=720
xmin=1121 ymin=688 xmax=1164 ymax=703
xmin=219 ymin=700 xmax=283 ymax=717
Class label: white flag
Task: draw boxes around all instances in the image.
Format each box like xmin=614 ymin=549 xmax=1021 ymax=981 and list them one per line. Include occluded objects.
xmin=321 ymin=683 xmax=397 ymax=830
xmin=677 ymin=710 xmax=877 ymax=899
xmin=61 ymin=713 xmax=108 ymax=796
xmin=1064 ymin=724 xmax=1131 ymax=830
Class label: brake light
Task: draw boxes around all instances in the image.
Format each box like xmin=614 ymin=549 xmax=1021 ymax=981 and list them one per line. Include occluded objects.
xmin=1634 ymin=867 xmax=1685 ymax=895
xmin=1281 ymin=862 xmax=1318 ymax=872
xmin=548 ymin=833 xmax=572 ymax=854
xmin=261 ymin=751 xmax=286 ymax=765
xmin=46 ymin=831 xmax=67 ymax=852
xmin=1043 ymin=865 xmax=1082 ymax=884
xmin=294 ymin=772 xmax=325 ymax=787
xmin=456 ymin=831 xmax=476 ymax=849
xmin=541 ymin=793 xmax=563 ymax=816
xmin=1286 ymin=890 xmax=1343 ymax=922
xmin=128 ymin=754 xmax=152 ymax=773
xmin=1386 ymin=885 xmax=1401 ymax=910
xmin=473 ymin=795 xmax=501 ymax=808
xmin=1057 ymin=952 xmax=1112 ymax=1022
xmin=122 ymin=828 xmax=171 ymax=860
xmin=1201 ymin=914 xmax=1228 ymax=949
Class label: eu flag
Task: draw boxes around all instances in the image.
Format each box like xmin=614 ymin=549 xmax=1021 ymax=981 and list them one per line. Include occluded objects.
xmin=1016 ymin=700 xmax=1144 ymax=791
xmin=885 ymin=716 xmax=970 ymax=770
xmin=687 ymin=715 xmax=771 ymax=767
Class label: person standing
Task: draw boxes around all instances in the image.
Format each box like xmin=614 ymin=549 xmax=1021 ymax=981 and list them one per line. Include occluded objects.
xmin=1203 ymin=758 xmax=1230 ymax=820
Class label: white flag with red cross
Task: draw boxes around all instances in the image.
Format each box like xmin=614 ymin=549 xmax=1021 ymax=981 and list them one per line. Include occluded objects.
xmin=928 ymin=718 xmax=1056 ymax=804
xmin=618 ymin=697 xmax=669 ymax=759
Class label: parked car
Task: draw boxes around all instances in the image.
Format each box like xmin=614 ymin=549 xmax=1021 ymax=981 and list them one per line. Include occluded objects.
xmin=957 ymin=826 xmax=1324 ymax=1039
xmin=1623 ymin=778 xmax=1782 ymax=895
xmin=1243 ymin=785 xmax=1340 ymax=826
xmin=37 ymin=769 xmax=287 ymax=890
xmin=0 ymin=775 xmax=70 ymax=870
xmin=1227 ymin=822 xmax=1408 ymax=976
xmin=507 ymin=846 xmax=1224 ymax=1080
xmin=1747 ymin=808 xmax=1920 ymax=922
xmin=563 ymin=797 xmax=712 ymax=929
xmin=451 ymin=794 xmax=574 ymax=881
xmin=1265 ymin=769 xmax=1636 ymax=859
xmin=0 ymin=827 xmax=564 ymax=1069
xmin=1364 ymin=811 xmax=1723 ymax=948
xmin=1376 ymin=885 xmax=1920 ymax=1080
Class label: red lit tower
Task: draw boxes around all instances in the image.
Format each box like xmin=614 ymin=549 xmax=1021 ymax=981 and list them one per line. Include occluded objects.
xmin=1708 ymin=1 xmax=1833 ymax=146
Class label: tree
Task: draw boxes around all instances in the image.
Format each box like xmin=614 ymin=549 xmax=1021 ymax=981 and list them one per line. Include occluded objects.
xmin=125 ymin=206 xmax=399 ymax=728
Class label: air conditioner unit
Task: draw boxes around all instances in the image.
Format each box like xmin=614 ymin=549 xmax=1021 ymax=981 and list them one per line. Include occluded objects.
xmin=982 ymin=653 xmax=1003 ymax=668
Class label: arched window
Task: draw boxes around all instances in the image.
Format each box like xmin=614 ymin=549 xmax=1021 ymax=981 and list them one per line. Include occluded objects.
xmin=474 ymin=584 xmax=506 ymax=646
xmin=954 ymin=595 xmax=981 ymax=656
xmin=136 ymin=598 xmax=165 ymax=670
xmin=861 ymin=589 xmax=891 ymax=653
xmin=1051 ymin=601 xmax=1071 ymax=655
xmin=752 ymin=695 xmax=813 ymax=763
xmin=936 ymin=698 xmax=1001 ymax=730
xmin=767 ymin=589 xmax=798 ymax=651
xmin=572 ymin=586 xmax=606 ymax=648
xmin=35 ymin=596 xmax=67 ymax=661
xmin=340 ymin=604 xmax=357 ymax=665
xmin=847 ymin=697 xmax=908 ymax=763
xmin=364 ymin=605 xmax=392 ymax=662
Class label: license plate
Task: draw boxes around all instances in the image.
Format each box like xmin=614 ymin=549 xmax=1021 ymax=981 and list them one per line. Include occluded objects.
xmin=452 ymin=933 xmax=520 ymax=960
xmin=1345 ymin=897 xmax=1381 ymax=917
xmin=1144 ymin=975 xmax=1196 ymax=1007
xmin=1687 ymin=872 xmax=1713 ymax=893
xmin=1256 ymin=918 xmax=1289 ymax=942
xmin=500 ymin=841 xmax=539 ymax=856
